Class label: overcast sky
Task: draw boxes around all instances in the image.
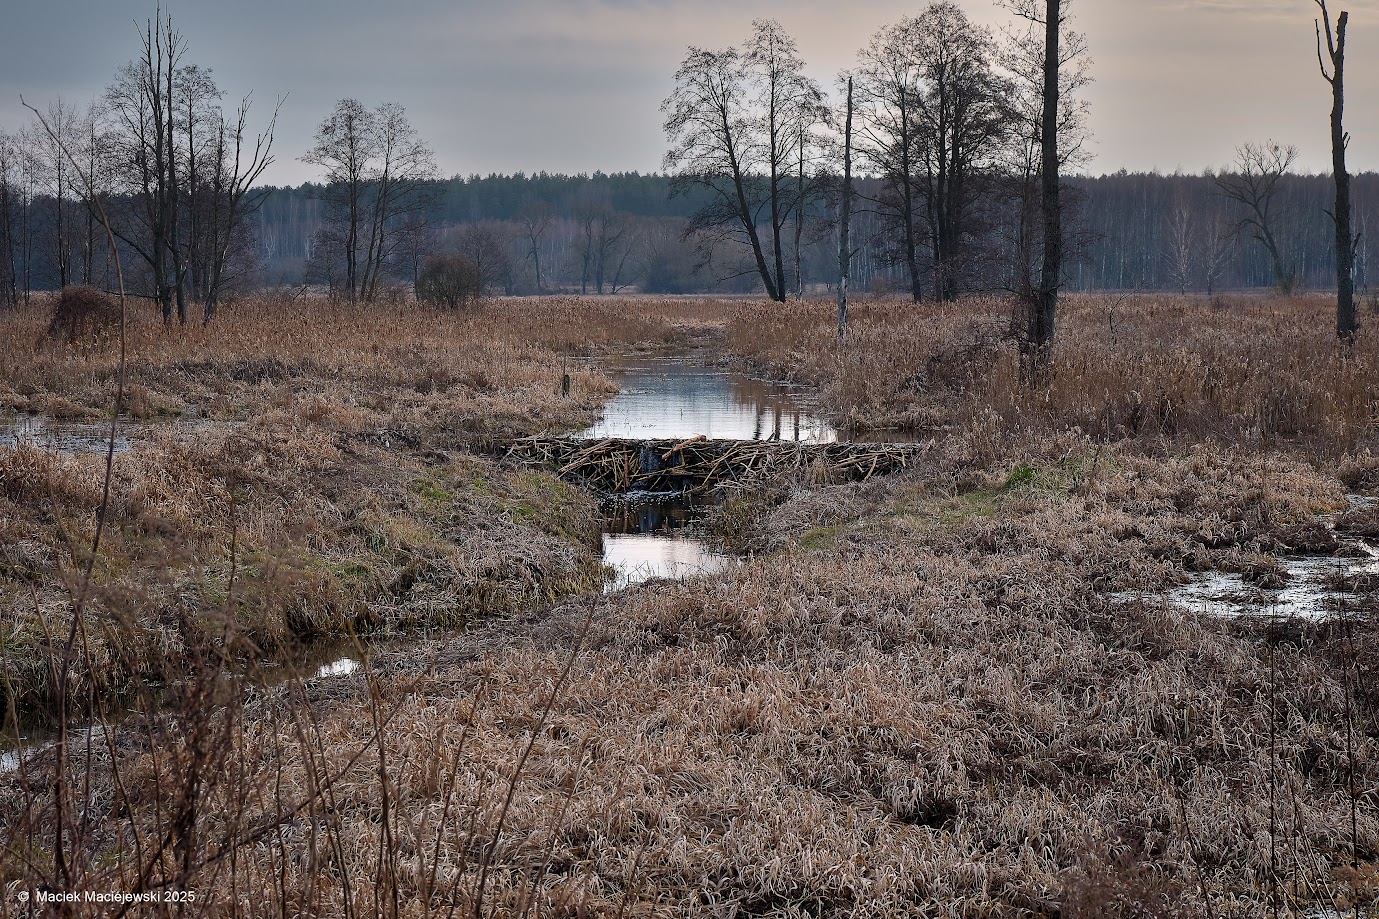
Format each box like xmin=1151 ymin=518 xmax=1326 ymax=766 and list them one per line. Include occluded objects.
xmin=2 ymin=0 xmax=1377 ymax=186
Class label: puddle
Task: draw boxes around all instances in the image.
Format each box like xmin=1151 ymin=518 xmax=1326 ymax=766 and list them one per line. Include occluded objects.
xmin=4 ymin=413 xmax=133 ymax=454
xmin=3 ymin=412 xmax=228 ymax=456
xmin=312 ymin=657 xmax=361 ymax=679
xmin=1150 ymin=557 xmax=1372 ymax=619
xmin=1108 ymin=493 xmax=1379 ymax=620
xmin=599 ymin=491 xmax=734 ymax=590
xmin=1 ymin=645 xmax=365 ymax=776
xmin=577 ymin=356 xmax=839 ymax=442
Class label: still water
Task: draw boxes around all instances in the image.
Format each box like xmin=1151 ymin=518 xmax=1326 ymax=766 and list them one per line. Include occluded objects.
xmin=1109 ymin=495 xmax=1379 ymax=620
xmin=580 ymin=356 xmax=818 ymax=589
xmin=600 ymin=492 xmax=734 ymax=591
xmin=3 ymin=413 xmax=229 ymax=455
xmin=4 ymin=413 xmax=133 ymax=454
xmin=576 ymin=356 xmax=838 ymax=443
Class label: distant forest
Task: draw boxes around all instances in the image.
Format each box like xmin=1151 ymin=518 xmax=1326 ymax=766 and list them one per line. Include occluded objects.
xmin=5 ymin=168 xmax=1377 ymax=301
xmin=249 ymin=170 xmax=1379 ymax=296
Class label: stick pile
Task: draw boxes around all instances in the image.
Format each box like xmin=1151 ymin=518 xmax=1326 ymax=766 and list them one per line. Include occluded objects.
xmin=505 ymin=435 xmax=927 ymax=494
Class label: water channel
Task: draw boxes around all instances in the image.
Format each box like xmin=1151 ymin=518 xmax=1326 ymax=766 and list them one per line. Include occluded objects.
xmin=575 ymin=354 xmax=840 ymax=589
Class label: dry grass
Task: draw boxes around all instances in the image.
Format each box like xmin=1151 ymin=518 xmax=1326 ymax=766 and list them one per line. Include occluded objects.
xmin=0 ymin=294 xmax=722 ymax=713
xmin=1 ymin=294 xmax=712 ymax=439
xmin=4 ymin=438 xmax=1374 ymax=916
xmin=728 ymin=293 xmax=1379 ymax=461
xmin=3 ymin=292 xmax=1377 ymax=915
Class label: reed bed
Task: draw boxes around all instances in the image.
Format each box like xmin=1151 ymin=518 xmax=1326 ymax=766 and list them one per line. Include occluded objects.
xmin=728 ymin=293 xmax=1379 ymax=461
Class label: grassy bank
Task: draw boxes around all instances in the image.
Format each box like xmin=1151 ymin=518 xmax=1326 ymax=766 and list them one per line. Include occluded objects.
xmin=728 ymin=294 xmax=1379 ymax=460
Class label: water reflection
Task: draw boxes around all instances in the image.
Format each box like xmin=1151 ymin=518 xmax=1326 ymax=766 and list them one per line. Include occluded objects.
xmin=600 ymin=492 xmax=734 ymax=590
xmin=577 ymin=357 xmax=837 ymax=443
xmin=4 ymin=413 xmax=132 ymax=454
xmin=603 ymin=532 xmax=733 ymax=591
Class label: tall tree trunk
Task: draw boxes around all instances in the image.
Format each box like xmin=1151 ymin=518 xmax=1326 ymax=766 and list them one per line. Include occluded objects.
xmin=794 ymin=128 xmax=805 ymax=300
xmin=1032 ymin=0 xmax=1062 ymax=358
xmin=837 ymin=77 xmax=853 ymax=339
xmin=768 ymin=85 xmax=786 ymax=302
xmin=721 ymin=107 xmax=779 ymax=302
xmin=1319 ymin=4 xmax=1356 ymax=339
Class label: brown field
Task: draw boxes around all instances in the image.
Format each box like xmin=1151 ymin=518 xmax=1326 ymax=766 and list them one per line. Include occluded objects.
xmin=1 ymin=292 xmax=1377 ymax=916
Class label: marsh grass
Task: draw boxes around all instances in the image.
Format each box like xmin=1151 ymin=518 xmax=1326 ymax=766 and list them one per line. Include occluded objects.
xmin=5 ymin=440 xmax=1375 ymax=916
xmin=729 ymin=293 xmax=1379 ymax=460
xmin=0 ymin=294 xmax=714 ymax=714
xmin=3 ymin=291 xmax=1378 ymax=916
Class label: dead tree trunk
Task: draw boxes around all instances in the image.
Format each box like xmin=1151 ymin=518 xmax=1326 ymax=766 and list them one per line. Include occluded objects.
xmin=838 ymin=77 xmax=853 ymax=339
xmin=1317 ymin=0 xmax=1357 ymax=340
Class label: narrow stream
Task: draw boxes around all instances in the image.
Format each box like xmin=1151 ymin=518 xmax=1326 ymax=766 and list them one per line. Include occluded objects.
xmin=579 ymin=355 xmax=836 ymax=589
xmin=576 ymin=355 xmax=839 ymax=443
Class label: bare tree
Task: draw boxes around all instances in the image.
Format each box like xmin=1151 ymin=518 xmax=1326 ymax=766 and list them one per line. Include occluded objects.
xmin=199 ymin=95 xmax=279 ymax=321
xmin=304 ymin=99 xmax=372 ymax=301
xmin=1316 ymin=0 xmax=1358 ymax=339
xmin=1034 ymin=0 xmax=1064 ymax=356
xmin=1162 ymin=198 xmax=1196 ymax=295
xmin=1002 ymin=0 xmax=1089 ymax=310
xmin=0 ymin=131 xmax=18 ymax=306
xmin=31 ymin=99 xmax=81 ymax=287
xmin=519 ymin=199 xmax=552 ymax=292
xmin=1003 ymin=0 xmax=1082 ymax=367
xmin=105 ymin=9 xmax=185 ymax=323
xmin=912 ymin=3 xmax=1013 ymax=301
xmin=453 ymin=224 xmax=513 ymax=295
xmin=359 ymin=103 xmax=437 ymax=302
xmin=1215 ymin=141 xmax=1298 ymax=293
xmin=662 ymin=22 xmax=822 ymax=302
xmin=746 ymin=19 xmax=826 ymax=302
xmin=1202 ymin=209 xmax=1237 ymax=297
xmin=837 ymin=75 xmax=854 ymax=338
xmin=855 ymin=4 xmax=1013 ymax=303
xmin=854 ymin=18 xmax=930 ymax=303
xmin=304 ymin=99 xmax=437 ymax=303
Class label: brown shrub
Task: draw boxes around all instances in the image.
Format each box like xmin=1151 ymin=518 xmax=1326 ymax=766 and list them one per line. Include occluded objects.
xmin=42 ymin=285 xmax=120 ymax=347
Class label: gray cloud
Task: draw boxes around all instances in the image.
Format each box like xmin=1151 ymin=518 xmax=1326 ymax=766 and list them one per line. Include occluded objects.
xmin=1 ymin=0 xmax=1376 ymax=184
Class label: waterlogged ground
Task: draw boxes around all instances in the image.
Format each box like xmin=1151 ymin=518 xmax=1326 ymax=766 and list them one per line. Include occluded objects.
xmin=1110 ymin=493 xmax=1379 ymax=620
xmin=3 ymin=411 xmax=229 ymax=455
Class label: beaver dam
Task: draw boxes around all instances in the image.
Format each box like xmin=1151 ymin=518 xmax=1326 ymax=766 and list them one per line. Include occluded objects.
xmin=505 ymin=435 xmax=927 ymax=494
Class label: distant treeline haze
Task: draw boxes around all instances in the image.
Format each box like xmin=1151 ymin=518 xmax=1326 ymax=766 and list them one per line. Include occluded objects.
xmin=4 ymin=169 xmax=1375 ymax=301
xmin=0 ymin=3 xmax=1371 ymax=304
xmin=234 ymin=170 xmax=1379 ymax=295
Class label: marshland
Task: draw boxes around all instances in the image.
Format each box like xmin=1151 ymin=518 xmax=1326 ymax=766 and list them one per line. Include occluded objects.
xmin=4 ymin=0 xmax=1379 ymax=915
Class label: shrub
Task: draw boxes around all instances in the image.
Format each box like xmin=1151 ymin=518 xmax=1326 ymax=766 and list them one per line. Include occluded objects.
xmin=415 ymin=254 xmax=484 ymax=309
xmin=43 ymin=285 xmax=121 ymax=345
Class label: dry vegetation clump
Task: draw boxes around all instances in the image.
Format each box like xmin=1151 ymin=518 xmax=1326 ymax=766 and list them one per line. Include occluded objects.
xmin=728 ymin=294 xmax=1379 ymax=460
xmin=6 ymin=442 xmax=1375 ymax=916
xmin=40 ymin=285 xmax=122 ymax=348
